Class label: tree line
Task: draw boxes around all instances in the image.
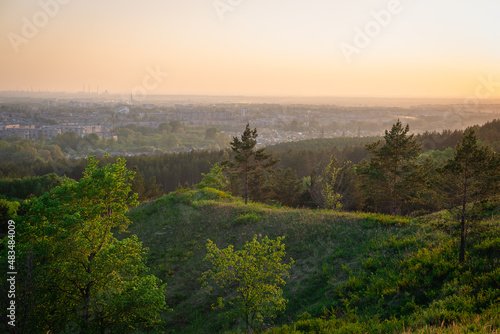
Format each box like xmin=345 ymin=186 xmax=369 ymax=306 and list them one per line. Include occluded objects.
xmin=0 ymin=119 xmax=498 ymax=204
xmin=217 ymin=122 xmax=499 ymax=265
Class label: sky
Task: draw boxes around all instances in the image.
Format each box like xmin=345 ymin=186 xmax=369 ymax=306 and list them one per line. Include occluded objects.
xmin=1 ymin=0 xmax=500 ymax=98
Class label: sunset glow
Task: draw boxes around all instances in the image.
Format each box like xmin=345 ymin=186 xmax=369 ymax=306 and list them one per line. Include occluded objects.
xmin=2 ymin=0 xmax=500 ymax=99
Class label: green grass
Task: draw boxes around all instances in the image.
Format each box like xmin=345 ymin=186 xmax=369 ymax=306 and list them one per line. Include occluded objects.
xmin=125 ymin=189 xmax=500 ymax=333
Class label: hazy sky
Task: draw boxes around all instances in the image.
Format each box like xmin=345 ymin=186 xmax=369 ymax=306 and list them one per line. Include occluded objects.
xmin=1 ymin=0 xmax=500 ymax=98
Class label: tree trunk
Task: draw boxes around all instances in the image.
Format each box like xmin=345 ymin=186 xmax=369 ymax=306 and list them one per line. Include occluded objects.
xmin=459 ymin=218 xmax=466 ymax=264
xmin=244 ymin=170 xmax=249 ymax=205
xmin=459 ymin=196 xmax=467 ymax=264
xmin=459 ymin=178 xmax=468 ymax=264
xmin=82 ymin=289 xmax=90 ymax=333
xmin=82 ymin=253 xmax=95 ymax=332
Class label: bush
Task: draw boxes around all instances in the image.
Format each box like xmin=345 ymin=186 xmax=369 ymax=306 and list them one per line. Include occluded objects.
xmin=0 ymin=198 xmax=19 ymax=234
xmin=233 ymin=213 xmax=261 ymax=226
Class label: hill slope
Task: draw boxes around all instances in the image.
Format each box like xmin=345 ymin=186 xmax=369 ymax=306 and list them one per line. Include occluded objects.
xmin=126 ymin=189 xmax=500 ymax=333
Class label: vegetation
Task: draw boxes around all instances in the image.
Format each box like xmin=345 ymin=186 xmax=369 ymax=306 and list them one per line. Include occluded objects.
xmin=439 ymin=129 xmax=500 ymax=263
xmin=316 ymin=157 xmax=359 ymax=211
xmin=201 ymin=235 xmax=293 ymax=333
xmin=1 ymin=119 xmax=499 ymax=333
xmin=123 ymin=188 xmax=499 ymax=333
xmin=359 ymin=120 xmax=423 ymax=215
xmin=0 ymin=157 xmax=167 ymax=333
xmin=0 ymin=199 xmax=19 ymax=235
xmin=0 ymin=173 xmax=61 ymax=200
xmin=113 ymin=122 xmax=229 ymax=152
xmin=1 ymin=119 xmax=498 ymax=197
xmin=196 ymin=162 xmax=230 ymax=191
xmin=225 ymin=124 xmax=278 ymax=204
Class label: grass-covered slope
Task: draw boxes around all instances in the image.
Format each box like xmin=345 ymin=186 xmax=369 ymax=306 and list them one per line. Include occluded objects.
xmin=126 ymin=189 xmax=500 ymax=333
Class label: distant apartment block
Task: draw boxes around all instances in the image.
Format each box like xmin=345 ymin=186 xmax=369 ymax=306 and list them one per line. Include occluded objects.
xmin=0 ymin=124 xmax=113 ymax=140
xmin=60 ymin=125 xmax=102 ymax=136
xmin=37 ymin=127 xmax=62 ymax=138
xmin=0 ymin=124 xmax=20 ymax=130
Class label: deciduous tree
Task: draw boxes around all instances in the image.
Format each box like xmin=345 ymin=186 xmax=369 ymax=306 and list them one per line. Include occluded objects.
xmin=196 ymin=162 xmax=229 ymax=191
xmin=201 ymin=235 xmax=293 ymax=333
xmin=2 ymin=156 xmax=167 ymax=333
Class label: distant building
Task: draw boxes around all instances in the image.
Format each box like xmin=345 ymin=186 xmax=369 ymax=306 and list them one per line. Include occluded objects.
xmin=60 ymin=125 xmax=103 ymax=137
xmin=115 ymin=106 xmax=130 ymax=114
xmin=36 ymin=127 xmax=61 ymax=139
xmin=0 ymin=124 xmax=20 ymax=131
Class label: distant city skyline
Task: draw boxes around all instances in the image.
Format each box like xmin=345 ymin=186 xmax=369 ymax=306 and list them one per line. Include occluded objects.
xmin=2 ymin=0 xmax=500 ymax=99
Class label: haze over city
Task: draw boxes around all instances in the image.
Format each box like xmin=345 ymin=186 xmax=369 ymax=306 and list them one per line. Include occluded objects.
xmin=2 ymin=0 xmax=500 ymax=100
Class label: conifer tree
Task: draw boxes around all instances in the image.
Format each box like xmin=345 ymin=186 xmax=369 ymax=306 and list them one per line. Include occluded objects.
xmin=268 ymin=168 xmax=301 ymax=207
xmin=359 ymin=120 xmax=422 ymax=214
xmin=440 ymin=129 xmax=500 ymax=263
xmin=225 ymin=124 xmax=277 ymax=204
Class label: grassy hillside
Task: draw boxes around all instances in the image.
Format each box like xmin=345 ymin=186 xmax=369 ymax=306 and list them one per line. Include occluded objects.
xmin=126 ymin=188 xmax=500 ymax=333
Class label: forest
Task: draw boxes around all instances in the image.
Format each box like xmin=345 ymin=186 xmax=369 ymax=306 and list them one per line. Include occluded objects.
xmin=0 ymin=119 xmax=499 ymax=206
xmin=0 ymin=119 xmax=499 ymax=333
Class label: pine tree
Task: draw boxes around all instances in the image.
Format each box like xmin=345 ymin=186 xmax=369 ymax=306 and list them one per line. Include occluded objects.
xmin=439 ymin=129 xmax=500 ymax=263
xmin=359 ymin=120 xmax=422 ymax=214
xmin=225 ymin=124 xmax=277 ymax=204
xmin=268 ymin=168 xmax=301 ymax=207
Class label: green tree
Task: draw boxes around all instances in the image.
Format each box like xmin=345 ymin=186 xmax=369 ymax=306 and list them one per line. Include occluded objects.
xmin=359 ymin=120 xmax=422 ymax=214
xmin=165 ymin=133 xmax=180 ymax=148
xmin=268 ymin=168 xmax=301 ymax=207
xmin=131 ymin=167 xmax=164 ymax=202
xmin=158 ymin=122 xmax=171 ymax=132
xmin=53 ymin=131 xmax=81 ymax=152
xmin=0 ymin=199 xmax=19 ymax=235
xmin=309 ymin=157 xmax=360 ymax=211
xmin=225 ymin=124 xmax=277 ymax=204
xmin=196 ymin=162 xmax=229 ymax=191
xmin=38 ymin=133 xmax=46 ymax=146
xmin=169 ymin=120 xmax=182 ymax=133
xmin=201 ymin=235 xmax=293 ymax=334
xmin=83 ymin=133 xmax=100 ymax=149
xmin=321 ymin=157 xmax=350 ymax=210
xmin=49 ymin=144 xmax=65 ymax=160
xmin=4 ymin=156 xmax=167 ymax=333
xmin=205 ymin=127 xmax=218 ymax=139
xmin=439 ymin=129 xmax=500 ymax=263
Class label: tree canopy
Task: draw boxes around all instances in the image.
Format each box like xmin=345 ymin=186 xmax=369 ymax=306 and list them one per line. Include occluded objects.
xmin=1 ymin=156 xmax=167 ymax=333
xmin=225 ymin=124 xmax=277 ymax=204
xmin=439 ymin=129 xmax=500 ymax=263
xmin=360 ymin=120 xmax=423 ymax=214
xmin=201 ymin=235 xmax=293 ymax=333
